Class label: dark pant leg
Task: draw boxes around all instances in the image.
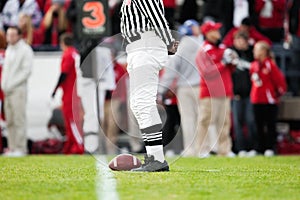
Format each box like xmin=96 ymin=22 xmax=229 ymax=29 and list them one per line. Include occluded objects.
xmin=245 ymin=98 xmax=257 ymax=150
xmin=264 ymin=104 xmax=278 ymax=151
xmin=253 ymin=104 xmax=266 ymax=153
xmin=232 ymin=99 xmax=246 ymax=151
xmin=162 ymin=104 xmax=181 ymax=146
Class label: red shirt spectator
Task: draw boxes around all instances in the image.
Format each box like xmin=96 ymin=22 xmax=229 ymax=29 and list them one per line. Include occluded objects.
xmin=222 ymin=18 xmax=272 ymax=47
xmin=255 ymin=0 xmax=286 ymax=29
xmin=250 ymin=44 xmax=286 ymax=104
xmin=250 ymin=41 xmax=286 ymax=155
xmin=52 ymin=34 xmax=83 ymax=154
xmin=195 ymin=21 xmax=235 ymax=157
xmin=255 ymin=0 xmax=286 ymax=42
xmin=196 ymin=40 xmax=234 ymax=98
xmin=60 ymin=46 xmax=79 ymax=103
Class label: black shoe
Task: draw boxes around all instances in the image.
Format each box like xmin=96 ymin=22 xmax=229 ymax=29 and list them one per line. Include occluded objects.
xmin=131 ymin=155 xmax=169 ymax=172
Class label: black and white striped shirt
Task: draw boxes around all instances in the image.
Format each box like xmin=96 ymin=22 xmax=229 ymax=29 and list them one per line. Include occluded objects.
xmin=120 ymin=0 xmax=174 ymax=47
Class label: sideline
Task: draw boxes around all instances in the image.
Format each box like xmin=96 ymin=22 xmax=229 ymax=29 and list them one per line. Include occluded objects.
xmin=96 ymin=155 xmax=119 ymax=200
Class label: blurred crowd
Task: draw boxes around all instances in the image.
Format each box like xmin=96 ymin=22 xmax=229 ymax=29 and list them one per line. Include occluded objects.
xmin=0 ymin=0 xmax=296 ymax=51
xmin=0 ymin=0 xmax=299 ymax=156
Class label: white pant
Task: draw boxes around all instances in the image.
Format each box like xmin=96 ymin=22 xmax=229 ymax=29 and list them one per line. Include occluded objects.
xmin=126 ymin=31 xmax=168 ymax=129
xmin=77 ymin=77 xmax=105 ymax=133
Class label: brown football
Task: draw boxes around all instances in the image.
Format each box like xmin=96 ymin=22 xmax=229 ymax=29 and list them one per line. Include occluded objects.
xmin=108 ymin=154 xmax=142 ymax=171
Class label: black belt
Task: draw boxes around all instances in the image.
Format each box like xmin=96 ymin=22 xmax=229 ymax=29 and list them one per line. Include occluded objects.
xmin=127 ymin=34 xmax=141 ymax=43
xmin=122 ymin=34 xmax=142 ymax=49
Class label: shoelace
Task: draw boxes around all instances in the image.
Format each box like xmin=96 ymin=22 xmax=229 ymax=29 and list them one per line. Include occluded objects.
xmin=142 ymin=154 xmax=155 ymax=166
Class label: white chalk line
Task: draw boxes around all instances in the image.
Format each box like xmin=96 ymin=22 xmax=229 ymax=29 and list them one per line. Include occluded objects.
xmin=96 ymin=155 xmax=119 ymax=200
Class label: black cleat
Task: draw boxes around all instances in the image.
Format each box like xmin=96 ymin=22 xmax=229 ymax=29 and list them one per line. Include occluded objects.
xmin=131 ymin=155 xmax=169 ymax=172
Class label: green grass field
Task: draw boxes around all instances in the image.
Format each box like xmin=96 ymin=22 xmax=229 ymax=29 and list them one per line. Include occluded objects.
xmin=0 ymin=155 xmax=299 ymax=200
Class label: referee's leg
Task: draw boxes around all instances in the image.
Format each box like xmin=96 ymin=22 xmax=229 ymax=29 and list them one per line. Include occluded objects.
xmin=126 ymin=36 xmax=169 ymax=171
xmin=128 ymin=64 xmax=165 ymax=161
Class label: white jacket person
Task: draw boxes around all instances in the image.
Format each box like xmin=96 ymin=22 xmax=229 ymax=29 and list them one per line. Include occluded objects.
xmin=2 ymin=39 xmax=33 ymax=94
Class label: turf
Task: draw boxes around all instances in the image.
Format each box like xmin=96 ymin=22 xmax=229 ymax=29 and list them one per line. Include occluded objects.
xmin=116 ymin=156 xmax=300 ymax=200
xmin=0 ymin=155 xmax=299 ymax=200
xmin=0 ymin=156 xmax=97 ymax=200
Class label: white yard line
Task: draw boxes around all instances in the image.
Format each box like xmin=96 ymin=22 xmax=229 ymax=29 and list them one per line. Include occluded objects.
xmin=96 ymin=156 xmax=119 ymax=200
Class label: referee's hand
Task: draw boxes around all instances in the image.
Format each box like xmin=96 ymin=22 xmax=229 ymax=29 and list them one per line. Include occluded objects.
xmin=168 ymin=41 xmax=179 ymax=55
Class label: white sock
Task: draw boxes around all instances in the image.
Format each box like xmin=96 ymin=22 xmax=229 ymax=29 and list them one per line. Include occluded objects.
xmin=146 ymin=145 xmax=165 ymax=162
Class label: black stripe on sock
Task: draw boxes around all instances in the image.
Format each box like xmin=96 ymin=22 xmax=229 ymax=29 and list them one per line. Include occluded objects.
xmin=148 ymin=139 xmax=162 ymax=146
xmin=141 ymin=124 xmax=163 ymax=146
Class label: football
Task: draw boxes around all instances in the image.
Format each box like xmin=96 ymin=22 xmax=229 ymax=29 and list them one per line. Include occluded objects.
xmin=108 ymin=154 xmax=142 ymax=171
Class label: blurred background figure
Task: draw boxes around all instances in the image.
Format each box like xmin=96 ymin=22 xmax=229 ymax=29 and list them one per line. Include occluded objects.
xmin=95 ymin=46 xmax=116 ymax=154
xmin=18 ymin=13 xmax=45 ymax=47
xmin=250 ymin=41 xmax=287 ymax=156
xmin=288 ymin=0 xmax=300 ymax=96
xmin=41 ymin=0 xmax=68 ymax=48
xmin=230 ymin=32 xmax=257 ymax=157
xmin=102 ymin=52 xmax=127 ymax=155
xmin=18 ymin=13 xmax=34 ymax=45
xmin=109 ymin=0 xmax=122 ymax=35
xmin=41 ymin=0 xmax=71 ymax=14
xmin=202 ymin=0 xmax=233 ymax=36
xmin=159 ymin=81 xmax=182 ymax=156
xmin=77 ymin=45 xmax=115 ymax=154
xmin=231 ymin=0 xmax=255 ymax=28
xmin=51 ymin=33 xmax=83 ymax=154
xmin=254 ymin=0 xmax=286 ymax=43
xmin=196 ymin=21 xmax=236 ymax=158
xmin=223 ymin=17 xmax=271 ymax=48
xmin=75 ymin=50 xmax=99 ymax=154
xmin=2 ymin=26 xmax=33 ymax=157
xmin=1 ymin=0 xmax=42 ymax=30
xmin=159 ymin=19 xmax=202 ymax=156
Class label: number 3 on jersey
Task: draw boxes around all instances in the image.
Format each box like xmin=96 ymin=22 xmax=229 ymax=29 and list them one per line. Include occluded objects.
xmin=82 ymin=1 xmax=106 ymax=29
